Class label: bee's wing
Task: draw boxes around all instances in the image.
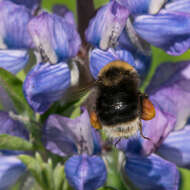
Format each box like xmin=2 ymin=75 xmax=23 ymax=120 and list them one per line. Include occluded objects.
xmin=63 ymin=80 xmax=98 ymax=103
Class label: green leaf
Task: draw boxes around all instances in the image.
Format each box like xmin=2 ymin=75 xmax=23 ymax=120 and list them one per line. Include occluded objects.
xmin=0 ymin=134 xmax=33 ymax=151
xmin=42 ymin=0 xmax=76 ymax=18
xmin=41 ymin=159 xmax=54 ymax=190
xmin=94 ymin=0 xmax=109 ymax=8
xmin=19 ymin=154 xmax=46 ymax=189
xmin=19 ymin=154 xmax=66 ymax=190
xmin=53 ymin=163 xmax=65 ymax=190
xmin=98 ymin=187 xmax=119 ymax=190
xmin=180 ymin=168 xmax=190 ymax=190
xmin=0 ymin=68 xmax=34 ymax=117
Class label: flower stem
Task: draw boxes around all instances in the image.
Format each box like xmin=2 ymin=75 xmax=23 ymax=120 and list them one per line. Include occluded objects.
xmin=76 ymin=0 xmax=95 ymax=44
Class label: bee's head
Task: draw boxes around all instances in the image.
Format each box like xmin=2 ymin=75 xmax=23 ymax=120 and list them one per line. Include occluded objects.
xmin=98 ymin=60 xmax=140 ymax=87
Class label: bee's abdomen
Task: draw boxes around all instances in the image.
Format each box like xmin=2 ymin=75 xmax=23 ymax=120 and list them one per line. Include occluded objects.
xmin=96 ymin=85 xmax=140 ymax=126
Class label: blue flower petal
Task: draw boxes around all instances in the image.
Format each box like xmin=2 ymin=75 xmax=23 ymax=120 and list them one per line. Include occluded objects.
xmin=117 ymin=0 xmax=151 ymax=15
xmin=89 ymin=48 xmax=135 ymax=79
xmin=124 ymin=154 xmax=179 ymax=190
xmin=28 ymin=11 xmax=81 ymax=63
xmin=162 ymin=0 xmax=190 ymax=14
xmin=118 ymin=29 xmax=151 ymax=80
xmin=147 ymin=61 xmax=190 ymax=130
xmin=23 ymin=61 xmax=70 ymax=113
xmin=0 ymin=155 xmax=26 ymax=189
xmin=52 ymin=4 xmax=76 ymax=26
xmin=91 ymin=128 xmax=102 ymax=155
xmin=86 ymin=1 xmax=129 ymax=50
xmin=65 ymin=154 xmax=107 ymax=190
xmin=0 ymin=111 xmax=29 ymax=140
xmin=133 ymin=52 xmax=151 ymax=81
xmin=134 ymin=12 xmax=190 ymax=55
xmin=0 ymin=0 xmax=33 ymax=49
xmin=0 ymin=50 xmax=29 ymax=74
xmin=157 ymin=125 xmax=190 ymax=169
xmin=9 ymin=0 xmax=41 ymax=14
xmin=118 ymin=29 xmax=137 ymax=52
xmin=43 ymin=108 xmax=95 ymax=157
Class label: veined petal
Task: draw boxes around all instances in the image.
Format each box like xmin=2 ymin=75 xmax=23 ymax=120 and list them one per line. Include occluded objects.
xmin=0 ymin=0 xmax=33 ymax=49
xmin=133 ymin=52 xmax=151 ymax=81
xmin=0 ymin=111 xmax=29 ymax=140
xmin=157 ymin=125 xmax=190 ymax=168
xmin=140 ymin=102 xmax=176 ymax=155
xmin=89 ymin=48 xmax=135 ymax=79
xmin=65 ymin=154 xmax=107 ymax=190
xmin=85 ymin=1 xmax=129 ymax=50
xmin=116 ymin=0 xmax=151 ymax=15
xmin=23 ymin=61 xmax=70 ymax=114
xmin=0 ymin=50 xmax=29 ymax=74
xmin=91 ymin=128 xmax=102 ymax=155
xmin=116 ymin=102 xmax=176 ymax=156
xmin=0 ymin=155 xmax=26 ymax=189
xmin=134 ymin=12 xmax=190 ymax=55
xmin=119 ymin=21 xmax=151 ymax=56
xmin=28 ymin=11 xmax=81 ymax=63
xmin=124 ymin=154 xmax=179 ymax=190
xmin=9 ymin=0 xmax=41 ymax=14
xmin=161 ymin=0 xmax=190 ymax=14
xmin=118 ymin=30 xmax=151 ymax=80
xmin=52 ymin=4 xmax=76 ymax=26
xmin=43 ymin=108 xmax=94 ymax=156
xmin=147 ymin=62 xmax=190 ymax=130
xmin=118 ymin=29 xmax=136 ymax=53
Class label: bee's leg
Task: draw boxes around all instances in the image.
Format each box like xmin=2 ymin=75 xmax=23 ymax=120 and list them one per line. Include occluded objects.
xmin=139 ymin=124 xmax=150 ymax=141
xmin=114 ymin=137 xmax=121 ymax=146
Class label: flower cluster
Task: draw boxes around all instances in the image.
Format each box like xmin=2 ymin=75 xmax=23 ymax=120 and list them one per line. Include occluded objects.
xmin=0 ymin=0 xmax=190 ymax=190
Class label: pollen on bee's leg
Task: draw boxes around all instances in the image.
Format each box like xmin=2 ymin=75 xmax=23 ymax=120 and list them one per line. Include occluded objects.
xmin=90 ymin=111 xmax=102 ymax=130
xmin=141 ymin=98 xmax=156 ymax=120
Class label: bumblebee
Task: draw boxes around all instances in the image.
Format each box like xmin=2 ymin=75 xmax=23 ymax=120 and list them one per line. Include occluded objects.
xmin=89 ymin=60 xmax=155 ymax=139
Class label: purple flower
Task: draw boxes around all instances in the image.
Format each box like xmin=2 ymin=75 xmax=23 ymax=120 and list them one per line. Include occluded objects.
xmin=0 ymin=155 xmax=26 ymax=189
xmin=43 ymin=108 xmax=107 ymax=190
xmin=0 ymin=0 xmax=33 ymax=74
xmin=0 ymin=1 xmax=81 ymax=114
xmin=23 ymin=61 xmax=72 ymax=114
xmin=0 ymin=111 xmax=29 ymax=189
xmin=115 ymin=61 xmax=190 ymax=190
xmin=86 ymin=0 xmax=190 ymax=56
xmin=89 ymin=47 xmax=151 ymax=82
xmin=9 ymin=0 xmax=41 ymax=14
xmin=28 ymin=11 xmax=81 ymax=64
xmin=86 ymin=0 xmax=129 ymax=50
xmin=52 ymin=4 xmax=76 ymax=26
xmin=23 ymin=10 xmax=81 ymax=113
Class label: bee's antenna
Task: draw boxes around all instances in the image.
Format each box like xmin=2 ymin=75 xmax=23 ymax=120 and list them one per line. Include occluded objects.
xmin=139 ymin=124 xmax=151 ymax=141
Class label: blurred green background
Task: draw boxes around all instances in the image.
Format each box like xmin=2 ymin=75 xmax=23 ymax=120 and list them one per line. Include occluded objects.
xmin=20 ymin=0 xmax=190 ymax=189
